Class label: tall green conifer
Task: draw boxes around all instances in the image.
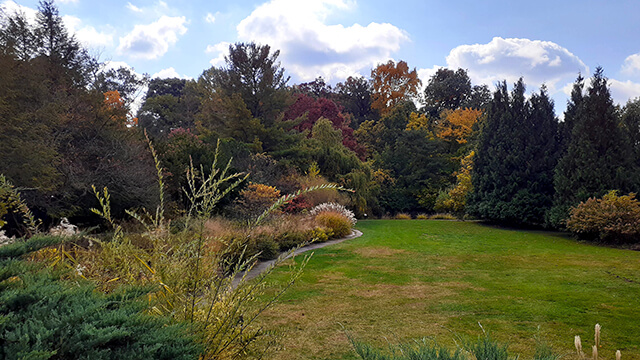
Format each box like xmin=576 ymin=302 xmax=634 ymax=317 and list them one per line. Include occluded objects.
xmin=469 ymin=79 xmax=559 ymax=225
xmin=550 ymin=67 xmax=630 ymax=227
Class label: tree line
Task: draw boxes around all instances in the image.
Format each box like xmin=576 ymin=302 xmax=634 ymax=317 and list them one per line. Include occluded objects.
xmin=1 ymin=1 xmax=639 ymax=233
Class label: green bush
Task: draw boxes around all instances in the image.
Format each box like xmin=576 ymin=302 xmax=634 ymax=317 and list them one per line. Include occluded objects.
xmin=277 ymin=230 xmax=309 ymax=251
xmin=250 ymin=233 xmax=280 ymax=260
xmin=566 ymin=190 xmax=640 ymax=243
xmin=394 ymin=213 xmax=412 ymax=220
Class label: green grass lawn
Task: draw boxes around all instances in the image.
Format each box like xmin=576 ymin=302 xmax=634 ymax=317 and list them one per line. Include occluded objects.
xmin=258 ymin=220 xmax=640 ymax=360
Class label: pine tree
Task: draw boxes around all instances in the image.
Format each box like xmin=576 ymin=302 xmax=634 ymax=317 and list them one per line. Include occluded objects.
xmin=550 ymin=67 xmax=630 ymax=227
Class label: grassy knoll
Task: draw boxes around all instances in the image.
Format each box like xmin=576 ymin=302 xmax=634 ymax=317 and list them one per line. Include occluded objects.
xmin=258 ymin=220 xmax=640 ymax=360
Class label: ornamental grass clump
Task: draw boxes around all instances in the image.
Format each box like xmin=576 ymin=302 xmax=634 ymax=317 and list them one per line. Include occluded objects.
xmin=309 ymin=202 xmax=357 ymax=225
xmin=566 ymin=190 xmax=640 ymax=243
xmin=310 ymin=202 xmax=356 ymax=238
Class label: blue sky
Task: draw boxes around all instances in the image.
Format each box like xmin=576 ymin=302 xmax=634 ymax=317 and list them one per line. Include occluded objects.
xmin=3 ymin=0 xmax=640 ymax=113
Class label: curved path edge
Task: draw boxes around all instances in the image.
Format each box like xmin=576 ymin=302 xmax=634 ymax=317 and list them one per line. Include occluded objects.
xmin=233 ymin=229 xmax=363 ymax=286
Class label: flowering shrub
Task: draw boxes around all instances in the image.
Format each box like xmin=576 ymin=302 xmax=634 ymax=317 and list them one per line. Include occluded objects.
xmin=309 ymin=202 xmax=357 ymax=225
xmin=566 ymin=190 xmax=640 ymax=243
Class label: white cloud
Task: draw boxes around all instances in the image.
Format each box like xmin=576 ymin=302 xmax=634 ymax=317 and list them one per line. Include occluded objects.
xmin=445 ymin=37 xmax=588 ymax=93
xmin=206 ymin=41 xmax=231 ymax=67
xmin=151 ymin=67 xmax=191 ymax=79
xmin=126 ymin=2 xmax=143 ymax=12
xmin=205 ymin=12 xmax=217 ymax=23
xmin=62 ymin=15 xmax=113 ymax=48
xmin=0 ymin=1 xmax=38 ymax=23
xmin=610 ymin=79 xmax=640 ymax=104
xmin=207 ymin=0 xmax=408 ymax=82
xmin=103 ymin=60 xmax=134 ymax=72
xmin=622 ymin=53 xmax=640 ymax=77
xmin=117 ymin=16 xmax=188 ymax=60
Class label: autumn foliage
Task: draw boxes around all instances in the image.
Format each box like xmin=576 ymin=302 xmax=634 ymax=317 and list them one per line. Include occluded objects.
xmin=284 ymin=93 xmax=363 ymax=156
xmin=436 ymin=108 xmax=483 ymax=144
xmin=435 ymin=151 xmax=474 ymax=215
xmin=566 ymin=190 xmax=640 ymax=243
xmin=233 ymin=183 xmax=282 ymax=219
xmin=370 ymin=60 xmax=421 ymax=116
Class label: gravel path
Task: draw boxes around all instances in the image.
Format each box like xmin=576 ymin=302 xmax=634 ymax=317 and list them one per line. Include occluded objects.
xmin=232 ymin=229 xmax=363 ymax=287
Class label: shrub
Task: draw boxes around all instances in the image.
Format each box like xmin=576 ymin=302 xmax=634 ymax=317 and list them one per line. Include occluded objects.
xmin=250 ymin=233 xmax=280 ymax=260
xmin=430 ymin=213 xmax=457 ymax=220
xmin=416 ymin=213 xmax=429 ymax=219
xmin=277 ymin=230 xmax=309 ymax=251
xmin=395 ymin=213 xmax=412 ymax=220
xmin=282 ymin=196 xmax=312 ymax=213
xmin=566 ymin=190 xmax=640 ymax=243
xmin=314 ymin=212 xmax=352 ymax=238
xmin=311 ymin=226 xmax=333 ymax=242
xmin=0 ymin=236 xmax=201 ymax=360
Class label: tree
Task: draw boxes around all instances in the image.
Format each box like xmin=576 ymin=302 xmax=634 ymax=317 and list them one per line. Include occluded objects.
xmin=370 ymin=60 xmax=421 ymax=116
xmin=469 ymin=79 xmax=560 ymax=225
xmin=93 ymin=66 xmax=148 ymax=118
xmin=302 ymin=118 xmax=363 ymax=179
xmin=138 ymin=78 xmax=200 ymax=138
xmin=550 ymin=68 xmax=631 ymax=227
xmin=423 ymin=68 xmax=471 ymax=117
xmin=435 ymin=108 xmax=484 ymax=145
xmin=422 ymin=68 xmax=491 ymax=118
xmin=558 ymin=74 xmax=585 ymax=153
xmin=283 ymin=94 xmax=363 ymax=156
xmin=34 ymin=0 xmax=96 ymax=88
xmin=296 ymin=76 xmax=333 ymax=99
xmin=335 ymin=76 xmax=377 ymax=128
xmin=621 ymin=97 xmax=640 ymax=186
xmin=434 ymin=151 xmax=474 ymax=215
xmin=212 ymin=42 xmax=289 ymax=125
xmin=0 ymin=2 xmax=158 ymax=222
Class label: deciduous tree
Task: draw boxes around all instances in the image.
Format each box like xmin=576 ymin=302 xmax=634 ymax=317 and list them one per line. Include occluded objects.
xmin=370 ymin=60 xmax=421 ymax=116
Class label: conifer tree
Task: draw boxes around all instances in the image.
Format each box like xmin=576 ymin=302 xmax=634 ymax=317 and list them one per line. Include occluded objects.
xmin=550 ymin=67 xmax=630 ymax=227
xmin=469 ymin=79 xmax=559 ymax=225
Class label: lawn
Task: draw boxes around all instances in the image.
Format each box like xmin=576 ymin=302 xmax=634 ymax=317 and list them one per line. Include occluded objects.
xmin=258 ymin=220 xmax=640 ymax=360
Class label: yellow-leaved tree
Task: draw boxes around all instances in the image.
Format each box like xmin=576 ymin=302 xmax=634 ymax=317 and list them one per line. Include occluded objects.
xmin=435 ymin=108 xmax=483 ymax=144
xmin=434 ymin=151 xmax=474 ymax=215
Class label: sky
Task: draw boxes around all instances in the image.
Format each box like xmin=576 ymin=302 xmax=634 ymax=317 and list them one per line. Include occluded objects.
xmin=3 ymin=0 xmax=640 ymax=115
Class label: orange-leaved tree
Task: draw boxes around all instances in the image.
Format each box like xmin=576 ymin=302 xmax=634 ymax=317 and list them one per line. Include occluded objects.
xmin=435 ymin=107 xmax=483 ymax=144
xmin=370 ymin=60 xmax=421 ymax=116
xmin=103 ymin=90 xmax=138 ymax=126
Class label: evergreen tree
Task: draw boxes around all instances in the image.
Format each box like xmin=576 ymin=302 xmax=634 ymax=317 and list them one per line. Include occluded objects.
xmin=211 ymin=42 xmax=289 ymax=126
xmin=558 ymin=74 xmax=585 ymax=153
xmin=138 ymin=78 xmax=200 ymax=138
xmin=469 ymin=79 xmax=559 ymax=225
xmin=550 ymin=67 xmax=631 ymax=227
